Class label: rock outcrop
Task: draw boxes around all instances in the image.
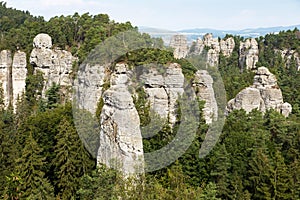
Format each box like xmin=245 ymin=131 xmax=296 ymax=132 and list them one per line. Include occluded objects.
xmin=12 ymin=51 xmax=27 ymax=108
xmin=188 ymin=33 xmax=235 ymax=66
xmin=276 ymin=49 xmax=300 ymax=71
xmin=227 ymin=67 xmax=292 ymax=117
xmin=0 ymin=50 xmax=12 ymax=107
xmin=169 ymin=35 xmax=189 ymax=59
xmin=30 ymin=33 xmax=76 ymax=95
xmin=74 ymin=64 xmax=108 ymax=114
xmin=239 ymin=38 xmax=259 ymax=70
xmin=0 ymin=50 xmax=27 ymax=109
xmin=140 ymin=63 xmax=185 ymax=124
xmin=220 ymin=37 xmax=235 ymax=57
xmin=193 ymin=70 xmax=218 ymax=124
xmin=97 ymin=63 xmax=144 ymax=175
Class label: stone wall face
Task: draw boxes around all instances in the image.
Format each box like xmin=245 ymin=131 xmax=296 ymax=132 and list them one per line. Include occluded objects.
xmin=12 ymin=51 xmax=27 ymax=108
xmin=0 ymin=50 xmax=12 ymax=107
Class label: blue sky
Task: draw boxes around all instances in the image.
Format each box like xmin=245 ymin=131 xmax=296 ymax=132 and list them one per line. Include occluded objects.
xmin=5 ymin=0 xmax=300 ymax=30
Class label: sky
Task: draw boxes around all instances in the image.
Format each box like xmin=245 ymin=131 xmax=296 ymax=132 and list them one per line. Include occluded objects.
xmin=5 ymin=0 xmax=300 ymax=31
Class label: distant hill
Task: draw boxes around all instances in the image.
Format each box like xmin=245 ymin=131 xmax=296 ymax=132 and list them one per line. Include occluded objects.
xmin=139 ymin=25 xmax=300 ymax=44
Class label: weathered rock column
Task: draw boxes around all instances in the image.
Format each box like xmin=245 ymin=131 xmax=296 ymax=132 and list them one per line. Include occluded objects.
xmin=97 ymin=64 xmax=144 ymax=175
xmin=193 ymin=70 xmax=218 ymax=124
xmin=0 ymin=50 xmax=12 ymax=107
xmin=12 ymin=51 xmax=27 ymax=109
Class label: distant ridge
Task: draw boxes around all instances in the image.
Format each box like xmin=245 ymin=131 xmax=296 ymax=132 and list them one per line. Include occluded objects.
xmin=139 ymin=24 xmax=300 ymax=44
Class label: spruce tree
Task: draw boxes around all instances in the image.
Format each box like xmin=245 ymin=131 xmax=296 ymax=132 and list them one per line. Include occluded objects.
xmin=15 ymin=133 xmax=54 ymax=199
xmin=53 ymin=118 xmax=93 ymax=199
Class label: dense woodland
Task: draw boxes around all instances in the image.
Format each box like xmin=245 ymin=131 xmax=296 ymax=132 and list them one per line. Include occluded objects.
xmin=0 ymin=2 xmax=300 ymax=199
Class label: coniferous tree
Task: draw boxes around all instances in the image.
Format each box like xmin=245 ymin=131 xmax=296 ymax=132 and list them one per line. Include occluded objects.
xmin=15 ymin=133 xmax=54 ymax=199
xmin=53 ymin=118 xmax=93 ymax=199
xmin=271 ymin=150 xmax=291 ymax=200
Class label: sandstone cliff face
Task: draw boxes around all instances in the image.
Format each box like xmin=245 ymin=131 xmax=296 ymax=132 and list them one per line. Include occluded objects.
xmin=0 ymin=50 xmax=27 ymax=109
xmin=140 ymin=63 xmax=185 ymax=124
xmin=227 ymin=67 xmax=292 ymax=117
xmin=74 ymin=64 xmax=108 ymax=114
xmin=169 ymin=35 xmax=189 ymax=59
xmin=239 ymin=38 xmax=259 ymax=70
xmin=97 ymin=63 xmax=144 ymax=175
xmin=193 ymin=70 xmax=218 ymax=124
xmin=12 ymin=51 xmax=27 ymax=108
xmin=0 ymin=50 xmax=12 ymax=107
xmin=30 ymin=33 xmax=76 ymax=95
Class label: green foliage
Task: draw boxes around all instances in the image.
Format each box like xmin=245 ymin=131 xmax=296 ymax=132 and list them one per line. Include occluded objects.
xmin=53 ymin=118 xmax=92 ymax=198
xmin=45 ymin=83 xmax=61 ymax=109
xmin=15 ymin=133 xmax=55 ymax=199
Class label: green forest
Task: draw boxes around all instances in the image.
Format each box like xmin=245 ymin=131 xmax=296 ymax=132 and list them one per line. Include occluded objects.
xmin=0 ymin=2 xmax=300 ymax=199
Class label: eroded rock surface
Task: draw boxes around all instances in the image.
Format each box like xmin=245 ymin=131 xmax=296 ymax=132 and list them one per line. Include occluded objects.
xmin=12 ymin=51 xmax=27 ymax=108
xmin=220 ymin=37 xmax=235 ymax=57
xmin=169 ymin=35 xmax=189 ymax=59
xmin=30 ymin=33 xmax=76 ymax=95
xmin=74 ymin=64 xmax=108 ymax=114
xmin=227 ymin=67 xmax=292 ymax=117
xmin=189 ymin=33 xmax=235 ymax=66
xmin=0 ymin=50 xmax=12 ymax=107
xmin=193 ymin=70 xmax=218 ymax=124
xmin=97 ymin=63 xmax=144 ymax=175
xmin=140 ymin=63 xmax=184 ymax=124
xmin=239 ymin=38 xmax=259 ymax=70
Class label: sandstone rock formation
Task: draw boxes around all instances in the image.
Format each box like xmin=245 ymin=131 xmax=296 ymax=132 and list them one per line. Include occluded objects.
xmin=12 ymin=51 xmax=27 ymax=108
xmin=227 ymin=67 xmax=292 ymax=117
xmin=189 ymin=33 xmax=235 ymax=66
xmin=97 ymin=63 xmax=144 ymax=175
xmin=169 ymin=35 xmax=189 ymax=59
xmin=239 ymin=38 xmax=259 ymax=70
xmin=193 ymin=70 xmax=218 ymax=124
xmin=276 ymin=49 xmax=300 ymax=71
xmin=30 ymin=33 xmax=76 ymax=95
xmin=0 ymin=50 xmax=27 ymax=109
xmin=74 ymin=64 xmax=108 ymax=114
xmin=220 ymin=37 xmax=235 ymax=57
xmin=0 ymin=50 xmax=12 ymax=107
xmin=140 ymin=63 xmax=185 ymax=124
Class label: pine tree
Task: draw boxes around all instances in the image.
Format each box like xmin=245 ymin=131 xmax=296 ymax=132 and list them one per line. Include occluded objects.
xmin=15 ymin=133 xmax=54 ymax=199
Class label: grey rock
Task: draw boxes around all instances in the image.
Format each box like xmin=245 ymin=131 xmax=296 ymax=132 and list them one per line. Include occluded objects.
xmin=33 ymin=33 xmax=52 ymax=49
xmin=0 ymin=50 xmax=12 ymax=107
xmin=12 ymin=51 xmax=27 ymax=108
xmin=226 ymin=67 xmax=292 ymax=117
xmin=170 ymin=35 xmax=189 ymax=59
xmin=30 ymin=33 xmax=77 ymax=96
xmin=276 ymin=49 xmax=300 ymax=71
xmin=193 ymin=70 xmax=218 ymax=124
xmin=74 ymin=64 xmax=107 ymax=114
xmin=239 ymin=38 xmax=259 ymax=70
xmin=97 ymin=64 xmax=144 ymax=175
xmin=220 ymin=37 xmax=235 ymax=57
xmin=140 ymin=63 xmax=185 ymax=124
